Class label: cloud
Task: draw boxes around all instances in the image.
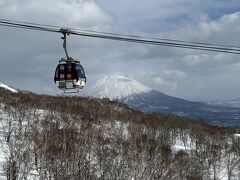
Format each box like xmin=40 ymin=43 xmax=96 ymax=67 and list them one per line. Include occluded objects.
xmin=0 ymin=0 xmax=115 ymax=28
xmin=0 ymin=0 xmax=115 ymax=93
xmin=166 ymin=12 xmax=240 ymax=71
xmin=99 ymin=0 xmax=240 ymax=34
xmin=162 ymin=70 xmax=187 ymax=79
xmin=174 ymin=12 xmax=240 ymax=44
xmin=116 ymin=11 xmax=240 ymax=100
xmin=142 ymin=70 xmax=187 ymax=93
xmin=151 ymin=76 xmax=179 ymax=92
xmin=0 ymin=0 xmax=240 ymax=101
xmin=181 ymin=53 xmax=239 ymax=68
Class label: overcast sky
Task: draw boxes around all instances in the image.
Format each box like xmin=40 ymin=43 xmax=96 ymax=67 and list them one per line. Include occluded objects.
xmin=0 ymin=0 xmax=240 ymax=101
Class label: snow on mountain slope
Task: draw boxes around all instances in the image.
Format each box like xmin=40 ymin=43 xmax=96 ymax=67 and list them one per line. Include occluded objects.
xmin=82 ymin=74 xmax=240 ymax=127
xmin=0 ymin=82 xmax=17 ymax=93
xmin=82 ymin=74 xmax=152 ymax=100
xmin=207 ymin=98 xmax=240 ymax=108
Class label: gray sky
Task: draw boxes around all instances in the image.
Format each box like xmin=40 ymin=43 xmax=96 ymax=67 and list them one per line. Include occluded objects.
xmin=0 ymin=0 xmax=240 ymax=101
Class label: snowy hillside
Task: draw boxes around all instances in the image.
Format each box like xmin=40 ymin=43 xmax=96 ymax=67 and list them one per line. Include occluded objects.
xmin=82 ymin=74 xmax=152 ymax=99
xmin=0 ymin=87 xmax=239 ymax=179
xmin=0 ymin=82 xmax=17 ymax=93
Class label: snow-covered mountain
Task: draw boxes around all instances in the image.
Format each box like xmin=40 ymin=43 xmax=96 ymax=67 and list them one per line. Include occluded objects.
xmin=0 ymin=82 xmax=17 ymax=93
xmin=83 ymin=74 xmax=240 ymax=127
xmin=82 ymin=74 xmax=152 ymax=99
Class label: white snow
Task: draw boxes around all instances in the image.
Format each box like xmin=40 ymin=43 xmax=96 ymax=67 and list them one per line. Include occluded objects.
xmin=0 ymin=105 xmax=48 ymax=179
xmin=234 ymin=134 xmax=240 ymax=138
xmin=0 ymin=108 xmax=9 ymax=179
xmin=173 ymin=144 xmax=192 ymax=151
xmin=0 ymin=82 xmax=17 ymax=93
xmin=82 ymin=74 xmax=152 ymax=100
xmin=173 ymin=134 xmax=194 ymax=152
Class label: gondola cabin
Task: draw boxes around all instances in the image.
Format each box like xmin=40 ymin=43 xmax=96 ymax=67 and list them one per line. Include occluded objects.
xmin=54 ymin=60 xmax=86 ymax=93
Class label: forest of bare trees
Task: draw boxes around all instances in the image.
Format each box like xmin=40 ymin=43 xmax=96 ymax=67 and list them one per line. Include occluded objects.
xmin=0 ymin=87 xmax=239 ymax=180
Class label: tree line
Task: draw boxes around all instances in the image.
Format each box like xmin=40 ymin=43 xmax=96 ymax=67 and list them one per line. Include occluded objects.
xmin=0 ymin=88 xmax=239 ymax=180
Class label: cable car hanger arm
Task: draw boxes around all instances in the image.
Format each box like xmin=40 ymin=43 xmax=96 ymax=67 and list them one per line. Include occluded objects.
xmin=60 ymin=28 xmax=71 ymax=60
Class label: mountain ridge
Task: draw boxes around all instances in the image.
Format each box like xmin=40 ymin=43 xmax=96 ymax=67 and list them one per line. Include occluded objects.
xmin=0 ymin=82 xmax=17 ymax=93
xmin=83 ymin=74 xmax=240 ymax=127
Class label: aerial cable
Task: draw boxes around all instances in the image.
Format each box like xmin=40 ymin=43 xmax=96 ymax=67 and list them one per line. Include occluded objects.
xmin=0 ymin=18 xmax=239 ymax=52
xmin=69 ymin=31 xmax=240 ymax=54
xmin=0 ymin=18 xmax=62 ymax=29
xmin=68 ymin=27 xmax=240 ymax=50
xmin=0 ymin=22 xmax=59 ymax=33
xmin=69 ymin=29 xmax=240 ymax=53
xmin=0 ymin=18 xmax=60 ymax=33
xmin=0 ymin=18 xmax=240 ymax=54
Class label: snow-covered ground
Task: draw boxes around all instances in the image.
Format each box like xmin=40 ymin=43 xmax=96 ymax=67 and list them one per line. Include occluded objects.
xmin=0 ymin=106 xmax=9 ymax=179
xmin=0 ymin=83 xmax=17 ymax=93
xmin=172 ymin=130 xmax=240 ymax=180
xmin=0 ymin=104 xmax=47 ymax=180
xmin=0 ymin=101 xmax=239 ymax=179
xmin=234 ymin=134 xmax=240 ymax=138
